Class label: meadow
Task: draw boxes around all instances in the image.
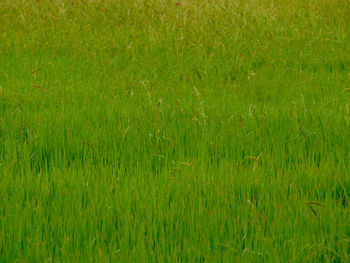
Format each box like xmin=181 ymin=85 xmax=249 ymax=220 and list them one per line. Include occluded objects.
xmin=0 ymin=0 xmax=350 ymax=261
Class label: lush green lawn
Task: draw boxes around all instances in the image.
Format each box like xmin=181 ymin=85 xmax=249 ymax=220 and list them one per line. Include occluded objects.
xmin=1 ymin=0 xmax=350 ymax=261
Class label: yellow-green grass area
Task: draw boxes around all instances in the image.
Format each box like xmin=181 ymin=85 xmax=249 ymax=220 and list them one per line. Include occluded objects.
xmin=1 ymin=0 xmax=350 ymax=262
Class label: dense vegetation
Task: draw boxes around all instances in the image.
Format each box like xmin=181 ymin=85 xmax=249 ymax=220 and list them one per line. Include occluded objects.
xmin=1 ymin=0 xmax=350 ymax=261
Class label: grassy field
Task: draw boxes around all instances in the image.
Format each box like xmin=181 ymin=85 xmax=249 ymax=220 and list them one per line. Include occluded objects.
xmin=1 ymin=0 xmax=350 ymax=261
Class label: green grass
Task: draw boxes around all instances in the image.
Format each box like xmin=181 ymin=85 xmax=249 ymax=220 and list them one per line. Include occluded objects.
xmin=1 ymin=0 xmax=350 ymax=261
